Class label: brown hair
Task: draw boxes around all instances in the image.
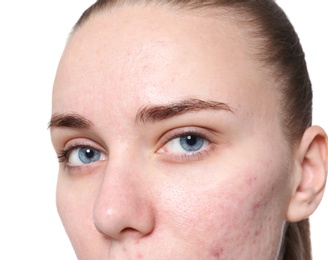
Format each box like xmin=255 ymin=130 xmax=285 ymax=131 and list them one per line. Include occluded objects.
xmin=72 ymin=0 xmax=313 ymax=259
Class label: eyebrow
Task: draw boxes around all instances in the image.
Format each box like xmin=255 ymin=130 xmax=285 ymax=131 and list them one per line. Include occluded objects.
xmin=48 ymin=99 xmax=233 ymax=129
xmin=135 ymin=98 xmax=234 ymax=123
xmin=48 ymin=113 xmax=93 ymax=129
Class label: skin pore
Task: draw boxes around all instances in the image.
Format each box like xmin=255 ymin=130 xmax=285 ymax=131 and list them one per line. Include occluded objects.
xmin=50 ymin=4 xmax=327 ymax=260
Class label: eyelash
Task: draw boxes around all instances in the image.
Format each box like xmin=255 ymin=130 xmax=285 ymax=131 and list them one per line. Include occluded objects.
xmin=157 ymin=129 xmax=214 ymax=162
xmin=57 ymin=144 xmax=90 ymax=163
xmin=57 ymin=129 xmax=215 ymax=170
xmin=57 ymin=142 xmax=108 ymax=174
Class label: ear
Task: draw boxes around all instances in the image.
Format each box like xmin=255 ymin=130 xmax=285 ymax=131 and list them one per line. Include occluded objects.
xmin=286 ymin=126 xmax=328 ymax=222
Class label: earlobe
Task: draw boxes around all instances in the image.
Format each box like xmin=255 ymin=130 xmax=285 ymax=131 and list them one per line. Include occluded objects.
xmin=286 ymin=126 xmax=328 ymax=222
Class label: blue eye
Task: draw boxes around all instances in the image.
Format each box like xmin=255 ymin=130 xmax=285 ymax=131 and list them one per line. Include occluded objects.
xmin=78 ymin=147 xmax=101 ymax=163
xmin=160 ymin=133 xmax=209 ymax=154
xmin=67 ymin=146 xmax=104 ymax=166
xmin=179 ymin=135 xmax=204 ymax=152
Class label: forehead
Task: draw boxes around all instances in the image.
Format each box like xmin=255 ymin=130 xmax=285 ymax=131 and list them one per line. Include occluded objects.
xmin=52 ymin=4 xmax=278 ymax=127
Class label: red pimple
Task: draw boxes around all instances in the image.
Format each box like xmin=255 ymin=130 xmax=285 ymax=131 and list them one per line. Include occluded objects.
xmin=246 ymin=176 xmax=258 ymax=186
xmin=253 ymin=202 xmax=261 ymax=211
xmin=136 ymin=252 xmax=143 ymax=259
xmin=211 ymin=248 xmax=224 ymax=259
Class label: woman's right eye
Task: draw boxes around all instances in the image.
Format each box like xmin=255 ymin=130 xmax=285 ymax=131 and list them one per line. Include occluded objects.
xmin=62 ymin=146 xmax=106 ymax=167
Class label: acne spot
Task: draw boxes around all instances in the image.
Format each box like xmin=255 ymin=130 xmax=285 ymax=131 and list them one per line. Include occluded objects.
xmin=252 ymin=201 xmax=262 ymax=211
xmin=246 ymin=176 xmax=258 ymax=186
xmin=136 ymin=252 xmax=144 ymax=259
xmin=211 ymin=248 xmax=224 ymax=259
xmin=251 ymin=229 xmax=261 ymax=245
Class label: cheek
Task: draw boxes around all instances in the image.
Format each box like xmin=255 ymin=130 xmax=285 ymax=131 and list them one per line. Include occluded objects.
xmin=56 ymin=173 xmax=100 ymax=254
xmin=159 ymin=162 xmax=289 ymax=258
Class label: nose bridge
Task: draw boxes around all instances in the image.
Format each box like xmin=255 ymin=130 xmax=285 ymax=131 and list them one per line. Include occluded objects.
xmin=93 ymin=151 xmax=155 ymax=240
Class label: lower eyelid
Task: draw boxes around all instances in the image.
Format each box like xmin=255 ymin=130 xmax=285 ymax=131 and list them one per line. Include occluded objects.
xmin=63 ymin=154 xmax=107 ymax=173
xmin=157 ymin=144 xmax=214 ymax=163
xmin=62 ymin=161 xmax=104 ymax=174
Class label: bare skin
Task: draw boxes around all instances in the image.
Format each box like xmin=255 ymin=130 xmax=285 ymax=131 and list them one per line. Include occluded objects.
xmin=50 ymin=4 xmax=328 ymax=260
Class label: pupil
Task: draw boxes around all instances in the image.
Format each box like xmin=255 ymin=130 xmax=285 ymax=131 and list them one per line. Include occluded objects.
xmin=186 ymin=135 xmax=197 ymax=146
xmin=85 ymin=149 xmax=94 ymax=158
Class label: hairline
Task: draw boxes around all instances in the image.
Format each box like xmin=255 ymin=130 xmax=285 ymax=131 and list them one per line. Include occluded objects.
xmin=68 ymin=0 xmax=306 ymax=147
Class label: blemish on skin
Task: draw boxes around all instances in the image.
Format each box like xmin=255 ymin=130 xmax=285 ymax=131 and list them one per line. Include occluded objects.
xmin=211 ymin=248 xmax=224 ymax=259
xmin=136 ymin=252 xmax=144 ymax=259
xmin=252 ymin=201 xmax=262 ymax=211
xmin=252 ymin=230 xmax=261 ymax=245
xmin=246 ymin=176 xmax=258 ymax=186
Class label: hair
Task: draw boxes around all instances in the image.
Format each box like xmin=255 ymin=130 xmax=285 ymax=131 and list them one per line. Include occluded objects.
xmin=72 ymin=0 xmax=313 ymax=259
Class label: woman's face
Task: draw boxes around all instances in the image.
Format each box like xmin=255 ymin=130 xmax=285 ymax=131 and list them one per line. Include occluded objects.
xmin=51 ymin=5 xmax=295 ymax=259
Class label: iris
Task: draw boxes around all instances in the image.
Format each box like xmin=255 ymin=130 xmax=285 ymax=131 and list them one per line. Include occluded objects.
xmin=179 ymin=135 xmax=204 ymax=152
xmin=78 ymin=147 xmax=101 ymax=164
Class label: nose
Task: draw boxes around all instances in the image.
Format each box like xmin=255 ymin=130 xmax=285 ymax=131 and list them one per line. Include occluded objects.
xmin=93 ymin=159 xmax=155 ymax=241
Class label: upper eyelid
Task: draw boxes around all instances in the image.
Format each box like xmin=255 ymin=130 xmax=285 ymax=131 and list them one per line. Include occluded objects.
xmin=51 ymin=129 xmax=107 ymax=150
xmin=63 ymin=138 xmax=107 ymax=152
xmin=162 ymin=131 xmax=209 ymax=145
xmin=159 ymin=127 xmax=216 ymax=144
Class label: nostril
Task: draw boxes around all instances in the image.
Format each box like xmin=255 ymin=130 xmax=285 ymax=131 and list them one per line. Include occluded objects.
xmin=120 ymin=227 xmax=145 ymax=239
xmin=121 ymin=227 xmax=137 ymax=233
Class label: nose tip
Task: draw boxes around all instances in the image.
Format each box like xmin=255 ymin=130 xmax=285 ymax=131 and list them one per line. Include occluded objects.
xmin=93 ymin=183 xmax=155 ymax=241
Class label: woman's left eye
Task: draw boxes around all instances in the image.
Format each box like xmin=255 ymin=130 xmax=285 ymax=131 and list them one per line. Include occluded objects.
xmin=159 ymin=134 xmax=209 ymax=154
xmin=67 ymin=146 xmax=105 ymax=166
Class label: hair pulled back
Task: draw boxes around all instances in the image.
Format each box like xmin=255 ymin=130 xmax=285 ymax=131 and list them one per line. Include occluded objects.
xmin=73 ymin=1 xmax=313 ymax=259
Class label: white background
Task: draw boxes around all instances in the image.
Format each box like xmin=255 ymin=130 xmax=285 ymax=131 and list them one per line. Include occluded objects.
xmin=0 ymin=1 xmax=326 ymax=259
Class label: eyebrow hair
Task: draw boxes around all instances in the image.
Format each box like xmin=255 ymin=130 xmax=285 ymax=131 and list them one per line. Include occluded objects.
xmin=135 ymin=98 xmax=234 ymax=123
xmin=49 ymin=99 xmax=233 ymax=129
xmin=48 ymin=113 xmax=93 ymax=129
